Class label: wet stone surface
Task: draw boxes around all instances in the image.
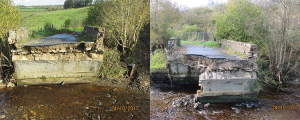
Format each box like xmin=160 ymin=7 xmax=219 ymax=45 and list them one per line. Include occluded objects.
xmin=0 ymin=83 xmax=149 ymax=119
xmin=150 ymin=84 xmax=300 ymax=119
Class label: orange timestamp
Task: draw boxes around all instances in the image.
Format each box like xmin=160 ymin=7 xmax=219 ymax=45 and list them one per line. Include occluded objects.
xmin=111 ymin=106 xmax=138 ymax=112
xmin=272 ymin=104 xmax=299 ymax=110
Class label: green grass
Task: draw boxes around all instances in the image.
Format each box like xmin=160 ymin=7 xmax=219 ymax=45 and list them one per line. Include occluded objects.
xmin=20 ymin=7 xmax=88 ymax=32
xmin=150 ymin=49 xmax=168 ymax=72
xmin=181 ymin=40 xmax=217 ymax=47
xmin=20 ymin=8 xmax=47 ymax=12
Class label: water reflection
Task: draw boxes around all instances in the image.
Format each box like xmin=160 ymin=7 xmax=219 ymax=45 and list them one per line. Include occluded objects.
xmin=0 ymin=84 xmax=149 ymax=119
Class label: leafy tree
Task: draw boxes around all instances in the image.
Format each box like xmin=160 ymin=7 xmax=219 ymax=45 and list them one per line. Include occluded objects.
xmin=0 ymin=0 xmax=22 ymax=78
xmin=64 ymin=0 xmax=92 ymax=9
xmin=64 ymin=0 xmax=72 ymax=9
xmin=214 ymin=0 xmax=264 ymax=42
xmin=150 ymin=0 xmax=181 ymax=51
xmin=0 ymin=0 xmax=22 ymax=39
xmin=87 ymin=0 xmax=150 ymax=56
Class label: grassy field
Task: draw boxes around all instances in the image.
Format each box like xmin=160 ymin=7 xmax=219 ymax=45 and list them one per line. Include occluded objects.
xmin=20 ymin=8 xmax=47 ymax=12
xmin=20 ymin=7 xmax=88 ymax=32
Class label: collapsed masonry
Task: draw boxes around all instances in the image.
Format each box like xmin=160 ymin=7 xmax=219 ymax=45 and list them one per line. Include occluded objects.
xmin=9 ymin=26 xmax=105 ymax=85
xmin=167 ymin=39 xmax=259 ymax=103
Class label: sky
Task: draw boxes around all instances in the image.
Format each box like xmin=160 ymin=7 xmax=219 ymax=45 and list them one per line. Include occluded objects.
xmin=13 ymin=0 xmax=65 ymax=6
xmin=169 ymin=0 xmax=228 ymax=8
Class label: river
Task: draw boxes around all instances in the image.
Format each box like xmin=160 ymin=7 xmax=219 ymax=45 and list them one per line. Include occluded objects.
xmin=150 ymin=83 xmax=300 ymax=119
xmin=0 ymin=83 xmax=149 ymax=119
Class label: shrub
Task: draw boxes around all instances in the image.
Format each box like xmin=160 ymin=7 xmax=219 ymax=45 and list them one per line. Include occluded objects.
xmin=64 ymin=19 xmax=71 ymax=28
xmin=99 ymin=48 xmax=127 ymax=78
xmin=44 ymin=21 xmax=52 ymax=30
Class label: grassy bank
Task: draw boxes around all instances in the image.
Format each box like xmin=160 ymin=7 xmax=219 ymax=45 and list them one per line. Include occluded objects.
xmin=150 ymin=49 xmax=168 ymax=73
xmin=181 ymin=40 xmax=217 ymax=47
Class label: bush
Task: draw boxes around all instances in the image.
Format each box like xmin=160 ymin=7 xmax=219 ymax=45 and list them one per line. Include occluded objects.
xmin=64 ymin=19 xmax=71 ymax=28
xmin=99 ymin=48 xmax=127 ymax=78
xmin=44 ymin=21 xmax=52 ymax=30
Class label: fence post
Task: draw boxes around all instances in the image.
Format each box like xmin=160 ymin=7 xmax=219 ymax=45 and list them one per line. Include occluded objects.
xmin=74 ymin=18 xmax=76 ymax=32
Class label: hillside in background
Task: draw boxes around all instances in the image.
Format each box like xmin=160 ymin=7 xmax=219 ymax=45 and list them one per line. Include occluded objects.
xmin=20 ymin=7 xmax=88 ymax=32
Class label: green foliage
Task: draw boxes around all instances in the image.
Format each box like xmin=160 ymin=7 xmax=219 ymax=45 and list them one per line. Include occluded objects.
xmin=99 ymin=48 xmax=127 ymax=78
xmin=0 ymin=0 xmax=23 ymax=38
xmin=47 ymin=6 xmax=64 ymax=11
xmin=64 ymin=19 xmax=72 ymax=28
xmin=127 ymin=57 xmax=135 ymax=64
xmin=87 ymin=0 xmax=149 ymax=56
xmin=181 ymin=40 xmax=203 ymax=46
xmin=64 ymin=0 xmax=92 ymax=9
xmin=181 ymin=40 xmax=217 ymax=47
xmin=150 ymin=49 xmax=168 ymax=73
xmin=256 ymin=58 xmax=279 ymax=86
xmin=150 ymin=0 xmax=181 ymax=51
xmin=251 ymin=80 xmax=263 ymax=92
xmin=44 ymin=21 xmax=52 ymax=30
xmin=203 ymin=41 xmax=216 ymax=47
xmin=0 ymin=0 xmax=22 ymax=75
xmin=214 ymin=0 xmax=264 ymax=42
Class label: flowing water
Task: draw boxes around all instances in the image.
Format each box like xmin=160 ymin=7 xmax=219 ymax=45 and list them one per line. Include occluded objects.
xmin=0 ymin=83 xmax=150 ymax=119
xmin=150 ymin=84 xmax=300 ymax=119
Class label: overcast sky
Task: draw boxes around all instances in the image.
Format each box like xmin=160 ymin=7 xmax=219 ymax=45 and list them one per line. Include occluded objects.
xmin=13 ymin=0 xmax=65 ymax=6
xmin=170 ymin=0 xmax=227 ymax=8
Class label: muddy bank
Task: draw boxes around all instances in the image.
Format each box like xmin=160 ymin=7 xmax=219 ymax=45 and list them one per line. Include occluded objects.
xmin=0 ymin=83 xmax=149 ymax=119
xmin=150 ymin=83 xmax=300 ymax=119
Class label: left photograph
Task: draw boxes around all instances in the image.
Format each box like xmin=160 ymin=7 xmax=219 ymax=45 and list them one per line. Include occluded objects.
xmin=0 ymin=0 xmax=150 ymax=119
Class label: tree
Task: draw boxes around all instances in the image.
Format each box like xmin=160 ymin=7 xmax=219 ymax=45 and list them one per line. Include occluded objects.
xmin=0 ymin=0 xmax=22 ymax=79
xmin=64 ymin=0 xmax=72 ymax=9
xmin=87 ymin=0 xmax=150 ymax=56
xmin=247 ymin=0 xmax=300 ymax=84
xmin=150 ymin=0 xmax=181 ymax=51
xmin=0 ymin=0 xmax=22 ymax=39
xmin=214 ymin=0 xmax=264 ymax=42
xmin=214 ymin=0 xmax=300 ymax=85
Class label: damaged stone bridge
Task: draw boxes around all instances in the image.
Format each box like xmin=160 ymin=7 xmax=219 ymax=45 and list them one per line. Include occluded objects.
xmin=167 ymin=40 xmax=259 ymax=103
xmin=8 ymin=26 xmax=105 ymax=85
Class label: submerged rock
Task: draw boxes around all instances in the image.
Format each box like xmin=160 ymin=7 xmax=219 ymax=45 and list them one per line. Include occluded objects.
xmin=231 ymin=107 xmax=241 ymax=114
xmin=0 ymin=83 xmax=6 ymax=89
xmin=0 ymin=114 xmax=5 ymax=119
xmin=204 ymin=103 xmax=210 ymax=108
xmin=194 ymin=102 xmax=202 ymax=109
xmin=6 ymin=82 xmax=15 ymax=88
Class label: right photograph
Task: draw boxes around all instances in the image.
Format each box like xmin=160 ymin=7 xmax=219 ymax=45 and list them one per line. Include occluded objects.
xmin=150 ymin=0 xmax=300 ymax=119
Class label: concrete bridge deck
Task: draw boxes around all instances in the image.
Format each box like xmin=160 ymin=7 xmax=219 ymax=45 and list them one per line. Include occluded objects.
xmin=167 ymin=40 xmax=258 ymax=103
xmin=9 ymin=26 xmax=105 ymax=86
xmin=183 ymin=44 xmax=240 ymax=60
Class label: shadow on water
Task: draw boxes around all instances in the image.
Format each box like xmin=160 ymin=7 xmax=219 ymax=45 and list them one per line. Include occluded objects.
xmin=0 ymin=83 xmax=150 ymax=119
xmin=158 ymin=84 xmax=200 ymax=94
